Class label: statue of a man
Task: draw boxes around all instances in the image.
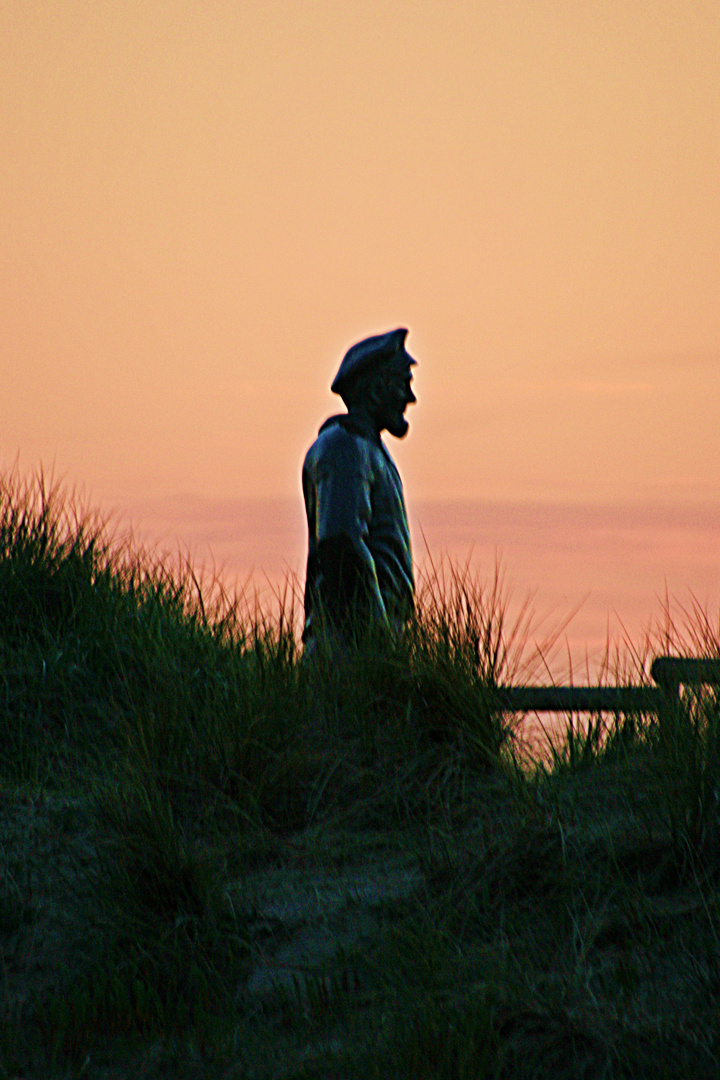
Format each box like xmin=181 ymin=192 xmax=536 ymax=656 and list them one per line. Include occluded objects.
xmin=302 ymin=328 xmax=417 ymax=653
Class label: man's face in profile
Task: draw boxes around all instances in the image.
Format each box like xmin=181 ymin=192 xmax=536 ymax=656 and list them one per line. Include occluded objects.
xmin=377 ymin=365 xmax=416 ymax=439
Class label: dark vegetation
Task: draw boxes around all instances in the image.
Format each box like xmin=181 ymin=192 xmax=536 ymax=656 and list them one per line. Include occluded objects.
xmin=1 ymin=467 xmax=719 ymax=1078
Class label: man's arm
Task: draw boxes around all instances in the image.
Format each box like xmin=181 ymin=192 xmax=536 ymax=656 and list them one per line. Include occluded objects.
xmin=311 ymin=432 xmax=388 ymax=630
xmin=315 ymin=533 xmax=384 ymax=628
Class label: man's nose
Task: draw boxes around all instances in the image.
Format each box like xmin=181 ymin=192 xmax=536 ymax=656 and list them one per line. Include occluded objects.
xmin=406 ymin=386 xmax=417 ymax=405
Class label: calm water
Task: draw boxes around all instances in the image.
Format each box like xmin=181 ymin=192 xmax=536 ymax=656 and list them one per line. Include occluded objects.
xmin=120 ymin=494 xmax=719 ymax=682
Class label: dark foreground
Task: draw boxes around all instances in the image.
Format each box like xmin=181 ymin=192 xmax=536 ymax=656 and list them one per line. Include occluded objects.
xmin=1 ymin=470 xmax=719 ymax=1078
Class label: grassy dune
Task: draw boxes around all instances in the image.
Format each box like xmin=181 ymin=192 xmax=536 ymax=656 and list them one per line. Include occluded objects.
xmin=1 ymin=468 xmax=719 ymax=1079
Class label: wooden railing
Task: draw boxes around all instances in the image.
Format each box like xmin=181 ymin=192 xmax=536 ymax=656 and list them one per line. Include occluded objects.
xmin=496 ymin=656 xmax=720 ymax=713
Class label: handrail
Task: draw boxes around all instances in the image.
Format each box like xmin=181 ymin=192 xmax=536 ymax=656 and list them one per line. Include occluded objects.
xmin=495 ymin=655 xmax=720 ymax=714
xmin=496 ymin=685 xmax=664 ymax=713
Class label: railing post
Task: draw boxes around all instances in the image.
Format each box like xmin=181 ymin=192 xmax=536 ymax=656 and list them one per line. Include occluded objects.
xmin=650 ymin=657 xmax=720 ymax=703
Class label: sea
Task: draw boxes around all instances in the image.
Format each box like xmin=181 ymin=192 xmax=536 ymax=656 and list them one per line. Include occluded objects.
xmin=118 ymin=494 xmax=719 ymax=686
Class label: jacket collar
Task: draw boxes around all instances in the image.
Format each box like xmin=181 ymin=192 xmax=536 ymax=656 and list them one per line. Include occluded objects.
xmin=318 ymin=412 xmax=381 ymax=445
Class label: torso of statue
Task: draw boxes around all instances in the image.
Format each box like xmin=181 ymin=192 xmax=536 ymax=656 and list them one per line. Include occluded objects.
xmin=302 ymin=413 xmax=414 ymax=648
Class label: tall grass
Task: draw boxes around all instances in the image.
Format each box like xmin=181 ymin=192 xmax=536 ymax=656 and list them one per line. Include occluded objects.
xmin=0 ymin=467 xmax=531 ymax=814
xmin=1 ymin=465 xmax=719 ymax=1078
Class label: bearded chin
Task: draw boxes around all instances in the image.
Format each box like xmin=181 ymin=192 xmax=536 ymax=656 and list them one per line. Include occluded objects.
xmin=386 ymin=413 xmax=409 ymax=439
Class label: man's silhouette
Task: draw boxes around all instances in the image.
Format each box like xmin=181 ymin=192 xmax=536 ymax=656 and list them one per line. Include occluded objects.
xmin=302 ymin=328 xmax=417 ymax=653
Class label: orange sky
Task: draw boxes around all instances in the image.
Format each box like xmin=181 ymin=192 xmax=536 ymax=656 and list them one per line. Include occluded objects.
xmin=2 ymin=0 xmax=719 ymax=512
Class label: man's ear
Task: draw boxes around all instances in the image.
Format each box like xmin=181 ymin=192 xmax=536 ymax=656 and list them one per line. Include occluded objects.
xmin=367 ymin=367 xmax=389 ymax=405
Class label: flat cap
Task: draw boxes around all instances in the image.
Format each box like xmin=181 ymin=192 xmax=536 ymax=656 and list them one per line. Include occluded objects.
xmin=331 ymin=327 xmax=415 ymax=397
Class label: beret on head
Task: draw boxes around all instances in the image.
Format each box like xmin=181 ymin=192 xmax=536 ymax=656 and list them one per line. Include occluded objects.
xmin=331 ymin=327 xmax=415 ymax=397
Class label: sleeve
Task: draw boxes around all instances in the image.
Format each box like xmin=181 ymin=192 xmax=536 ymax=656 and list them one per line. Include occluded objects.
xmin=313 ymin=432 xmax=388 ymax=626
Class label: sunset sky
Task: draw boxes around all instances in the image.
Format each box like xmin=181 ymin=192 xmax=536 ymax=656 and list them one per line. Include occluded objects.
xmin=3 ymin=0 xmax=718 ymax=505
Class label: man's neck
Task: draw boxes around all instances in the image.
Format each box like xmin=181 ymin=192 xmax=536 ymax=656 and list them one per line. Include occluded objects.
xmin=345 ymin=405 xmax=382 ymax=437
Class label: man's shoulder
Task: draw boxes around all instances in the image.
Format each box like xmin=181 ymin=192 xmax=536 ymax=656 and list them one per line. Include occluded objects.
xmin=304 ymin=415 xmax=378 ymax=474
xmin=312 ymin=415 xmax=380 ymax=449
